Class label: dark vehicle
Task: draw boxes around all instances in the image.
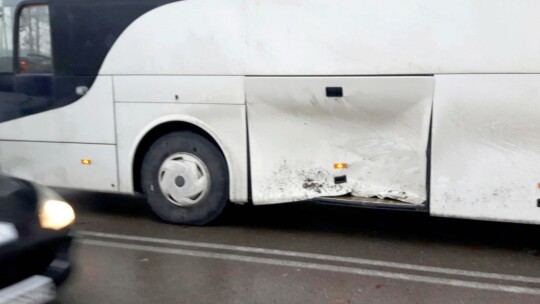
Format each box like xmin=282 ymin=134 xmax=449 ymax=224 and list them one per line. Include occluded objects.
xmin=0 ymin=175 xmax=74 ymax=303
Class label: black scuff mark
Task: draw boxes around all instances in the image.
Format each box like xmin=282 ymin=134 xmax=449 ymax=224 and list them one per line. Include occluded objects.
xmin=302 ymin=178 xmax=324 ymax=193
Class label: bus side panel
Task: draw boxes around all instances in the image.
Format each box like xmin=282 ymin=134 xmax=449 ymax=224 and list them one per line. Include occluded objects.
xmin=431 ymin=75 xmax=540 ymax=224
xmin=0 ymin=141 xmax=118 ymax=191
xmin=0 ymin=76 xmax=118 ymax=191
xmin=100 ymin=0 xmax=247 ymax=76
xmin=247 ymin=77 xmax=433 ymax=205
xmin=101 ymin=0 xmax=540 ymax=77
xmin=0 ymin=76 xmax=116 ymax=144
xmin=114 ymin=76 xmax=248 ymax=203
xmin=113 ymin=76 xmax=244 ymax=104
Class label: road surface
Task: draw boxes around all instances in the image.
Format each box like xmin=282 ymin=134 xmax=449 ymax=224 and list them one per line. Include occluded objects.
xmin=55 ymin=190 xmax=540 ymax=303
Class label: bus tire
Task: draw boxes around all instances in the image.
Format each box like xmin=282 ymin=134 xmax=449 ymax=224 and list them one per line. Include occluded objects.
xmin=140 ymin=131 xmax=229 ymax=225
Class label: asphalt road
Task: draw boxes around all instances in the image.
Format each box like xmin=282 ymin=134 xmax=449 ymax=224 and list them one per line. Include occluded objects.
xmin=54 ymin=190 xmax=540 ymax=304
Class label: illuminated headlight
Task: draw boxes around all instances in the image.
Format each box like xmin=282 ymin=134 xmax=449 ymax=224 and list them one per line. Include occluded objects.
xmin=36 ymin=186 xmax=75 ymax=230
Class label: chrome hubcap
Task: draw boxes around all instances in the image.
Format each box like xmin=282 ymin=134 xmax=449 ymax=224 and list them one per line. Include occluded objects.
xmin=158 ymin=153 xmax=210 ymax=207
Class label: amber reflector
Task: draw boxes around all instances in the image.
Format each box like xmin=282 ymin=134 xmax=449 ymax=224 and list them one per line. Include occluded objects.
xmin=334 ymin=163 xmax=348 ymax=169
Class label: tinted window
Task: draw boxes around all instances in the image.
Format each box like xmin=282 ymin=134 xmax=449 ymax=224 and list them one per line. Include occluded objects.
xmin=0 ymin=0 xmax=24 ymax=73
xmin=18 ymin=4 xmax=52 ymax=74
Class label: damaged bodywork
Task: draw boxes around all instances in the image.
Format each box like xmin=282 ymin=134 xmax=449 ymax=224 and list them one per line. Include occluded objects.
xmin=247 ymin=77 xmax=433 ymax=205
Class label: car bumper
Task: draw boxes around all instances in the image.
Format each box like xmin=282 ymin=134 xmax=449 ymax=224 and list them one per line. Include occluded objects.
xmin=0 ymin=275 xmax=56 ymax=304
xmin=0 ymin=233 xmax=73 ymax=289
xmin=43 ymin=235 xmax=72 ymax=285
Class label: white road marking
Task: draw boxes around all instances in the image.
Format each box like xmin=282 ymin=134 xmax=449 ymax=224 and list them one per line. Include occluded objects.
xmin=78 ymin=230 xmax=540 ymax=284
xmin=80 ymin=238 xmax=540 ymax=296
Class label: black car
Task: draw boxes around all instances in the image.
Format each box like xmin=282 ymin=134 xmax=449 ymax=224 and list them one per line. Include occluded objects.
xmin=0 ymin=175 xmax=74 ymax=303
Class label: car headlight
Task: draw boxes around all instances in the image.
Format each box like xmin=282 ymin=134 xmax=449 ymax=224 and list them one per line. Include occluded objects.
xmin=36 ymin=186 xmax=75 ymax=230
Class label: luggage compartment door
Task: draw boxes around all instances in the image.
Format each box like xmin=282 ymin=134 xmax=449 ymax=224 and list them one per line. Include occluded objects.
xmin=246 ymin=77 xmax=434 ymax=205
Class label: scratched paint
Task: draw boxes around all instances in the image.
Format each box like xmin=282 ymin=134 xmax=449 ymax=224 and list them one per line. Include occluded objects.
xmin=247 ymin=77 xmax=433 ymax=205
xmin=255 ymin=161 xmax=349 ymax=204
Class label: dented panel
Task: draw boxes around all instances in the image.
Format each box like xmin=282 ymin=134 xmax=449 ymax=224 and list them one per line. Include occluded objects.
xmin=247 ymin=77 xmax=433 ymax=205
xmin=431 ymin=75 xmax=540 ymax=224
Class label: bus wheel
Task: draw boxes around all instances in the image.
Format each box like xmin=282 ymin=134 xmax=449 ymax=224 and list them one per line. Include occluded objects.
xmin=140 ymin=131 xmax=229 ymax=225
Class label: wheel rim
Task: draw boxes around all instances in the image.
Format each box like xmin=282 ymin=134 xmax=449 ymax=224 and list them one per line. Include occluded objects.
xmin=158 ymin=153 xmax=211 ymax=207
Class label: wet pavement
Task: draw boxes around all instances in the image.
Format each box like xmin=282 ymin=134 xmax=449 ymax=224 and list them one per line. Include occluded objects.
xmin=55 ymin=189 xmax=540 ymax=303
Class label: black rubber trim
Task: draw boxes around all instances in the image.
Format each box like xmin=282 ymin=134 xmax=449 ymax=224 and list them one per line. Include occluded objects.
xmin=312 ymin=197 xmax=428 ymax=212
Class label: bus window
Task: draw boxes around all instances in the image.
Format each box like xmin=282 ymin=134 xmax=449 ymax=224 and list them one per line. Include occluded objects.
xmin=0 ymin=2 xmax=55 ymax=122
xmin=18 ymin=4 xmax=52 ymax=74
xmin=0 ymin=0 xmax=24 ymax=74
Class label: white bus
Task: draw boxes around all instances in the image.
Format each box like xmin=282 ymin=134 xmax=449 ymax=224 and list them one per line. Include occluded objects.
xmin=0 ymin=0 xmax=539 ymax=225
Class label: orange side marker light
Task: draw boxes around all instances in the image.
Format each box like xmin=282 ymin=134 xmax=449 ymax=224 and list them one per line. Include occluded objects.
xmin=334 ymin=163 xmax=348 ymax=169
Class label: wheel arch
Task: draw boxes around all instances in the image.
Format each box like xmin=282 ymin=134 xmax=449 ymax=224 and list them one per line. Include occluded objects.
xmin=131 ymin=116 xmax=233 ymax=195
